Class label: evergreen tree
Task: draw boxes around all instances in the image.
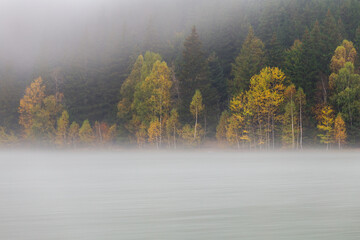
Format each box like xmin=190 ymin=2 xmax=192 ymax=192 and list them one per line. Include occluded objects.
xmin=208 ymin=52 xmax=227 ymax=110
xmin=179 ymin=26 xmax=218 ymax=131
xmin=266 ymin=33 xmax=284 ymax=68
xmin=322 ymin=10 xmax=342 ymax=68
xmin=230 ymin=26 xmax=265 ymax=95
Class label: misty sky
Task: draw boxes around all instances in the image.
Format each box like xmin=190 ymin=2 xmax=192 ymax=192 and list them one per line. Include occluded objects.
xmin=0 ymin=0 xmax=258 ymax=70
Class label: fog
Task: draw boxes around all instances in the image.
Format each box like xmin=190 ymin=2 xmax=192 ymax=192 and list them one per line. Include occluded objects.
xmin=0 ymin=0 xmax=262 ymax=71
xmin=1 ymin=151 xmax=360 ymax=239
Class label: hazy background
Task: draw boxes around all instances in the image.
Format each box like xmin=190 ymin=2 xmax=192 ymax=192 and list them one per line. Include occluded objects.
xmin=0 ymin=0 xmax=254 ymax=69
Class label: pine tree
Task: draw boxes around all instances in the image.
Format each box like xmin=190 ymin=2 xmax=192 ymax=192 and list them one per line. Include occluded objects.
xmin=283 ymin=40 xmax=303 ymax=88
xmin=230 ymin=26 xmax=265 ymax=95
xmin=179 ymin=26 xmax=216 ymax=125
xmin=322 ymin=10 xmax=342 ymax=68
xmin=208 ymin=52 xmax=227 ymax=111
xmin=266 ymin=32 xmax=284 ymax=68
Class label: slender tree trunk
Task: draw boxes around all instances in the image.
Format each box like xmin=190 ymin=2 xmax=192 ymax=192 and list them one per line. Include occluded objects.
xmin=204 ymin=114 xmax=207 ymax=141
xmin=291 ymin=100 xmax=295 ymax=150
xmin=173 ymin=126 xmax=177 ymax=149
xmin=299 ymin=97 xmax=303 ymax=150
xmin=272 ymin=115 xmax=275 ymax=150
xmin=194 ymin=108 xmax=198 ymax=141
xmin=159 ymin=97 xmax=162 ymax=148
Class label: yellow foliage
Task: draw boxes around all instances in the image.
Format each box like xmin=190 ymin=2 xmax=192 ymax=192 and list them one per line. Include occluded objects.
xmin=148 ymin=120 xmax=161 ymax=146
xmin=18 ymin=77 xmax=46 ymax=136
xmin=334 ymin=114 xmax=347 ymax=149
xmin=330 ymin=40 xmax=357 ymax=73
xmin=317 ymin=105 xmax=334 ymax=148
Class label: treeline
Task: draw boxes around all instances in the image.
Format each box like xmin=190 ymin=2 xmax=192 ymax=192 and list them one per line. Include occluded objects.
xmin=0 ymin=26 xmax=358 ymax=150
xmin=1 ymin=0 xmax=360 ymax=149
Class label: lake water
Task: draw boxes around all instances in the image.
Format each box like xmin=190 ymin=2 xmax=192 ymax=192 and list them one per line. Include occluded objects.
xmin=0 ymin=151 xmax=359 ymax=240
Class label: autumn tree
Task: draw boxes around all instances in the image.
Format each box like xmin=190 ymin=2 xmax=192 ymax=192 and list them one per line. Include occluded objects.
xmin=19 ymin=77 xmax=63 ymax=141
xmin=141 ymin=60 xmax=172 ymax=146
xmin=68 ymin=121 xmax=80 ymax=147
xmin=330 ymin=40 xmax=357 ymax=74
xmin=117 ymin=55 xmax=144 ymax=120
xmin=334 ymin=113 xmax=346 ymax=149
xmin=117 ymin=52 xmax=162 ymax=142
xmin=55 ymin=110 xmax=69 ymax=146
xmin=226 ymin=116 xmax=241 ymax=149
xmin=18 ymin=77 xmax=46 ymax=137
xmin=247 ymin=67 xmax=286 ymax=149
xmin=190 ymin=90 xmax=204 ymax=142
xmin=228 ymin=93 xmax=251 ymax=148
xmin=230 ymin=26 xmax=265 ymax=95
xmin=317 ymin=105 xmax=334 ymax=150
xmin=79 ymin=120 xmax=95 ymax=144
xmin=148 ymin=119 xmax=161 ymax=148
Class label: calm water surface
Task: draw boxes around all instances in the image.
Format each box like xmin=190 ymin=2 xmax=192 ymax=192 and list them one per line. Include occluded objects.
xmin=0 ymin=151 xmax=359 ymax=240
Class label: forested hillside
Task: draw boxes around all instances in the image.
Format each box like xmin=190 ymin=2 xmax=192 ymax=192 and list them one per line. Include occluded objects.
xmin=1 ymin=0 xmax=360 ymax=149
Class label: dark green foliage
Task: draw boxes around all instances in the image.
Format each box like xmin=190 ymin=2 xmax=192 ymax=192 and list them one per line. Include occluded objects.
xmin=208 ymin=53 xmax=227 ymax=111
xmin=230 ymin=26 xmax=265 ymax=95
xmin=266 ymin=33 xmax=284 ymax=68
xmin=179 ymin=27 xmax=215 ymax=118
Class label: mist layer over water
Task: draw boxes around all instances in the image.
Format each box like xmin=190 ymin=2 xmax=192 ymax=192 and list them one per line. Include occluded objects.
xmin=0 ymin=151 xmax=359 ymax=239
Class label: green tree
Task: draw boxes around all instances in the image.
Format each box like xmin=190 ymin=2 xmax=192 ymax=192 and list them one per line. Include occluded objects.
xmin=230 ymin=26 xmax=265 ymax=95
xmin=179 ymin=26 xmax=213 ymax=122
xmin=329 ymin=62 xmax=360 ymax=131
xmin=266 ymin=32 xmax=284 ymax=68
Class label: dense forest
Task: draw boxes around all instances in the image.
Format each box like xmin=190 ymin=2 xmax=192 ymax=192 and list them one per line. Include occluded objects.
xmin=1 ymin=0 xmax=360 ymax=149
